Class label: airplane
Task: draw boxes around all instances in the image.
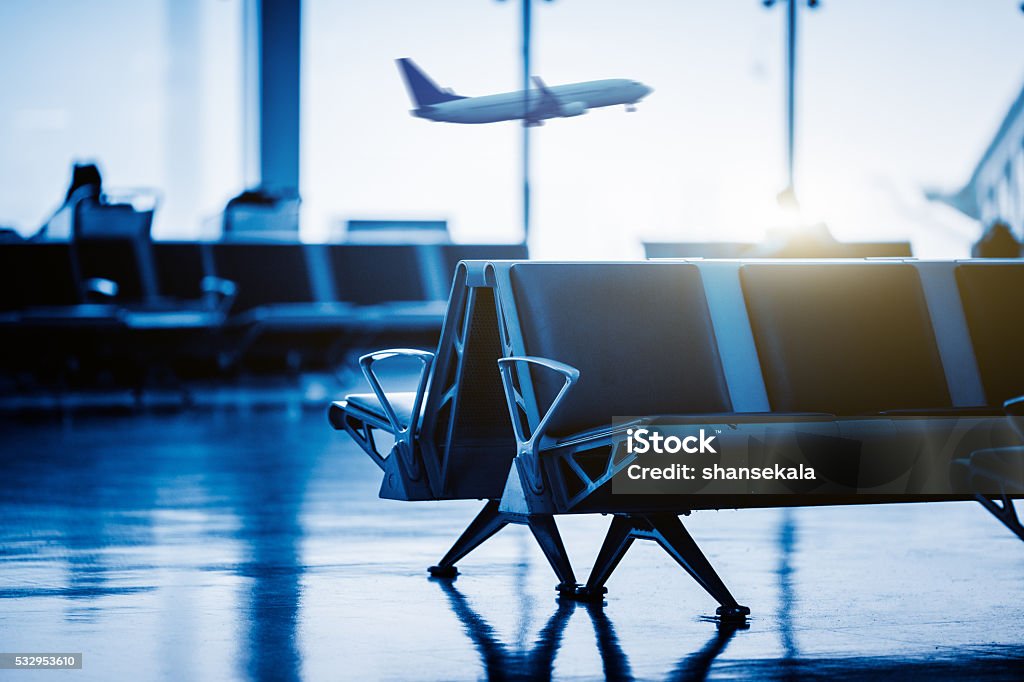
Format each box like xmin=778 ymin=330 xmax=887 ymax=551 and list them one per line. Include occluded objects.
xmin=396 ymin=57 xmax=653 ymax=126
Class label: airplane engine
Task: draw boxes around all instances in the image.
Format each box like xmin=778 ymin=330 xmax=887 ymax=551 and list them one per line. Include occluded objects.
xmin=559 ymin=101 xmax=588 ymax=117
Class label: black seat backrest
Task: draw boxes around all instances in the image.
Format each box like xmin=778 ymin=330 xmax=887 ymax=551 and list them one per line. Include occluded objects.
xmin=955 ymin=263 xmax=1024 ymax=406
xmin=151 ymin=242 xmax=209 ymax=301
xmin=441 ymin=244 xmax=528 ymax=287
xmin=509 ymin=262 xmax=732 ymax=437
xmin=421 ymin=279 xmax=518 ymax=498
xmin=0 ymin=243 xmax=80 ymax=310
xmin=72 ymin=200 xmax=156 ymax=303
xmin=74 ymin=199 xmax=153 ymax=240
xmin=211 ymin=243 xmax=314 ymax=312
xmin=328 ymin=245 xmax=428 ymax=305
xmin=741 ymin=263 xmax=951 ymax=415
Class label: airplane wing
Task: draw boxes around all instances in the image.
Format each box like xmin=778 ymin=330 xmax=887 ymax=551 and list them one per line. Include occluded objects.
xmin=528 ymin=76 xmax=563 ymax=123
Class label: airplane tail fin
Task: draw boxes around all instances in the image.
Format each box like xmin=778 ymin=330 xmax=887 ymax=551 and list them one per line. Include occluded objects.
xmin=396 ymin=58 xmax=463 ymax=107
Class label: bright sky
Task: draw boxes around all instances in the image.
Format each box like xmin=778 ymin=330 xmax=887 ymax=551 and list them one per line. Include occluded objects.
xmin=302 ymin=0 xmax=1024 ymax=257
xmin=1 ymin=1 xmax=1021 ymax=257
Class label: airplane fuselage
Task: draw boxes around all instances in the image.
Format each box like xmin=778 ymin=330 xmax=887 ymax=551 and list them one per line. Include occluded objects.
xmin=413 ymin=79 xmax=652 ymax=124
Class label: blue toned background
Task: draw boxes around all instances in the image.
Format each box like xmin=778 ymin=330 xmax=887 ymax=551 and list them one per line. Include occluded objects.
xmin=1 ymin=0 xmax=1022 ymax=254
xmin=3 ymin=3 xmax=1024 ymax=680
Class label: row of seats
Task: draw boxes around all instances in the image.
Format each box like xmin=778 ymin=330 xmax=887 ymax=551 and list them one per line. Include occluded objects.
xmin=0 ymin=241 xmax=526 ymax=386
xmin=498 ymin=260 xmax=1022 ymax=512
xmin=507 ymin=261 xmax=1021 ymax=423
xmin=0 ymin=241 xmax=527 ymax=314
xmin=330 ymin=258 xmax=1024 ymax=621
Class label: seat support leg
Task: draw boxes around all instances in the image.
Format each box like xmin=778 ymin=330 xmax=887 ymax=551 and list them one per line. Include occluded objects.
xmin=645 ymin=514 xmax=750 ymax=621
xmin=575 ymin=514 xmax=750 ymax=620
xmin=977 ymin=493 xmax=1024 ymax=542
xmin=429 ymin=500 xmax=510 ymax=578
xmin=525 ymin=514 xmax=578 ymax=595
xmin=571 ymin=515 xmax=636 ymax=603
xmin=429 ymin=505 xmax=582 ymax=591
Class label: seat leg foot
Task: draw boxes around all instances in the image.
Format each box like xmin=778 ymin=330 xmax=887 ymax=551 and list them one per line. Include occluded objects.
xmin=558 ymin=583 xmax=608 ymax=603
xmin=715 ymin=605 xmax=752 ymax=622
xmin=647 ymin=514 xmax=749 ymax=619
xmin=428 ymin=500 xmax=509 ymax=578
xmin=428 ymin=564 xmax=459 ymax=579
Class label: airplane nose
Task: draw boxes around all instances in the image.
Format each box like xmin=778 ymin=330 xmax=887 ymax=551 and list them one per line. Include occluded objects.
xmin=638 ymin=83 xmax=653 ymax=97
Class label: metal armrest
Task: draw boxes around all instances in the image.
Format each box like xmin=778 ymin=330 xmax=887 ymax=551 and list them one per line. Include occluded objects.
xmin=358 ymin=348 xmax=435 ymax=437
xmin=201 ymin=276 xmax=237 ymax=313
xmin=497 ymin=355 xmax=580 ymax=455
xmin=84 ymin=277 xmax=119 ymax=300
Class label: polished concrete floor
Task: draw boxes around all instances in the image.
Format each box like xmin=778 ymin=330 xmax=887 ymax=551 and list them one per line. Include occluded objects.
xmin=2 ymin=393 xmax=1024 ymax=680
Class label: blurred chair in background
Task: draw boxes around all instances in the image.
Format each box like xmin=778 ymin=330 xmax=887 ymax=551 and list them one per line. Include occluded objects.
xmin=72 ymin=195 xmax=158 ymax=305
xmin=35 ymin=162 xmax=105 ymax=242
xmin=644 ymin=223 xmax=912 ymax=259
xmin=223 ymin=188 xmax=301 ymax=238
xmin=341 ymin=219 xmax=449 ymax=244
xmin=971 ymin=221 xmax=1021 ymax=258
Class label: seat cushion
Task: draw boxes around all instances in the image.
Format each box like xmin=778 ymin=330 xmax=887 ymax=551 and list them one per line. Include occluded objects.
xmin=741 ymin=263 xmax=951 ymax=415
xmin=344 ymin=391 xmax=418 ymax=428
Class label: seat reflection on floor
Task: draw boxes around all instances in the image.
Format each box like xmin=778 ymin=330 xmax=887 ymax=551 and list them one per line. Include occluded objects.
xmin=433 ymin=578 xmax=748 ymax=681
xmin=233 ymin=435 xmax=312 ymax=682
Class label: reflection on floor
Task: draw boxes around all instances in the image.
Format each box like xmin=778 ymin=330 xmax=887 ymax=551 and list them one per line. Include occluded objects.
xmin=1 ymin=401 xmax=1024 ymax=680
xmin=435 ymin=577 xmax=748 ymax=681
